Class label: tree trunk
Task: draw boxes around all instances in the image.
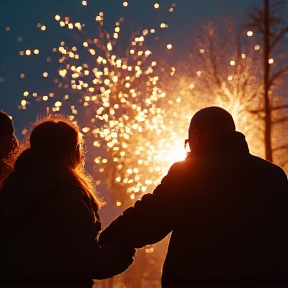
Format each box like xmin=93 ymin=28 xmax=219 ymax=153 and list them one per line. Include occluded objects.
xmin=263 ymin=0 xmax=273 ymax=162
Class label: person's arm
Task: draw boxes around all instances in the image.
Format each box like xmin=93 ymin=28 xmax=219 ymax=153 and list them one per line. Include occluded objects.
xmin=99 ymin=162 xmax=186 ymax=248
xmin=50 ymin=185 xmax=135 ymax=279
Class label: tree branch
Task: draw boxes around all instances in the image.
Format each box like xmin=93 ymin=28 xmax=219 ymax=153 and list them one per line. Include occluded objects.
xmin=271 ymin=26 xmax=288 ymax=50
xmin=246 ymin=19 xmax=265 ymax=34
xmin=272 ymin=104 xmax=288 ymax=111
xmin=269 ymin=64 xmax=288 ymax=86
xmin=273 ymin=116 xmax=288 ymax=125
xmin=245 ymin=91 xmax=259 ymax=102
xmin=280 ymin=158 xmax=288 ymax=167
xmin=273 ymin=144 xmax=288 ymax=152
xmin=248 ymin=108 xmax=265 ymax=118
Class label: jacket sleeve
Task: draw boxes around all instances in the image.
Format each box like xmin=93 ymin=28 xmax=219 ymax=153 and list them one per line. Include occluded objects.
xmin=99 ymin=162 xmax=186 ymax=248
xmin=49 ymin=185 xmax=135 ymax=280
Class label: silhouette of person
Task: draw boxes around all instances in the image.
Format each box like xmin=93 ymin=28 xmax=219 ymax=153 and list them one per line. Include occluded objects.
xmin=0 ymin=118 xmax=135 ymax=288
xmin=100 ymin=106 xmax=288 ymax=288
xmin=0 ymin=110 xmax=18 ymax=188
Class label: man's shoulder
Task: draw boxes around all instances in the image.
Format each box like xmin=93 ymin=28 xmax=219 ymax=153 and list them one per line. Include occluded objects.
xmin=251 ymin=154 xmax=284 ymax=169
xmin=162 ymin=158 xmax=197 ymax=185
xmin=250 ymin=154 xmax=287 ymax=178
xmin=169 ymin=158 xmax=194 ymax=171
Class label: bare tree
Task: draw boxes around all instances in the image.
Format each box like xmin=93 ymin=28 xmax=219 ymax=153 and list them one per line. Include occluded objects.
xmin=172 ymin=17 xmax=265 ymax=157
xmin=248 ymin=0 xmax=288 ymax=163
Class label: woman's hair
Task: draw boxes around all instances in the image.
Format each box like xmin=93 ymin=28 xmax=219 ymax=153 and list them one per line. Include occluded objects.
xmin=0 ymin=110 xmax=14 ymax=135
xmin=0 ymin=110 xmax=18 ymax=171
xmin=16 ymin=115 xmax=101 ymax=208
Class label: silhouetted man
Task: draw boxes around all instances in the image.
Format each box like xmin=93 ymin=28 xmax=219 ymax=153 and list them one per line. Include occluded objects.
xmin=100 ymin=106 xmax=288 ymax=288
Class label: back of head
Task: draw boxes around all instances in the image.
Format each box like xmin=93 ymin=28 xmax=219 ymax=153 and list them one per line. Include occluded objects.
xmin=0 ymin=110 xmax=18 ymax=162
xmin=29 ymin=119 xmax=80 ymax=166
xmin=0 ymin=110 xmax=14 ymax=135
xmin=14 ymin=118 xmax=82 ymax=178
xmin=189 ymin=106 xmax=235 ymax=139
xmin=14 ymin=117 xmax=101 ymax=208
xmin=0 ymin=111 xmax=18 ymax=187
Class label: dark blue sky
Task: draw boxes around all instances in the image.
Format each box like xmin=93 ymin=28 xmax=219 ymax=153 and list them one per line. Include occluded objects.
xmin=0 ymin=0 xmax=265 ymax=136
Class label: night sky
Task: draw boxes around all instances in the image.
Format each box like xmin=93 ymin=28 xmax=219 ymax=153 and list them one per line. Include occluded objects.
xmin=1 ymin=3 xmax=288 ymax=284
xmin=0 ymin=0 xmax=265 ymax=137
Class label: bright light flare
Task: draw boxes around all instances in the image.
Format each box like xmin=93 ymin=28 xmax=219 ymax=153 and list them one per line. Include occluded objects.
xmin=166 ymin=141 xmax=187 ymax=167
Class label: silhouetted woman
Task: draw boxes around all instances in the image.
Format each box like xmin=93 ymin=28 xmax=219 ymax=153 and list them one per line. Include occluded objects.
xmin=0 ymin=118 xmax=134 ymax=288
xmin=0 ymin=110 xmax=18 ymax=188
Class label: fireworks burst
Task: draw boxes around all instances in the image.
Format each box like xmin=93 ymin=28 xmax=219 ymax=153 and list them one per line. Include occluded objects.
xmin=12 ymin=2 xmax=270 ymax=207
xmin=16 ymin=1 xmax=185 ymax=206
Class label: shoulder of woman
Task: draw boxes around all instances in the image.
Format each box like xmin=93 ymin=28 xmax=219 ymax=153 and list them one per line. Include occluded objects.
xmin=0 ymin=160 xmax=13 ymax=176
xmin=53 ymin=182 xmax=87 ymax=200
xmin=52 ymin=182 xmax=101 ymax=225
xmin=54 ymin=183 xmax=99 ymax=212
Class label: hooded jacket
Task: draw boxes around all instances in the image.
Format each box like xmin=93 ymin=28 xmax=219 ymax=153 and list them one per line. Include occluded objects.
xmin=100 ymin=131 xmax=288 ymax=287
xmin=0 ymin=154 xmax=134 ymax=288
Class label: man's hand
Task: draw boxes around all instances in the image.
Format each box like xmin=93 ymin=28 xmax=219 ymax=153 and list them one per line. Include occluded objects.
xmin=96 ymin=242 xmax=136 ymax=279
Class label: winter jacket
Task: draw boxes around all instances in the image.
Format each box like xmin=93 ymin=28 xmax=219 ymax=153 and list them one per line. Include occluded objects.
xmin=0 ymin=160 xmax=12 ymax=189
xmin=100 ymin=131 xmax=288 ymax=287
xmin=0 ymin=157 xmax=134 ymax=288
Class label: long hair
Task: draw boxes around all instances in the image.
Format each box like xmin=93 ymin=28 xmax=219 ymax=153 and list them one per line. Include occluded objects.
xmin=15 ymin=115 xmax=102 ymax=209
xmin=0 ymin=110 xmax=18 ymax=188
xmin=0 ymin=110 xmax=18 ymax=160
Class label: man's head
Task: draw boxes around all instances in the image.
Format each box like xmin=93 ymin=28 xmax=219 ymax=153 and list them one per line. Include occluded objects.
xmin=187 ymin=106 xmax=236 ymax=151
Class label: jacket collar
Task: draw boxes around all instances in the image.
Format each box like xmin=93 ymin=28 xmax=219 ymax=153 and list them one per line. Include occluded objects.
xmin=189 ymin=131 xmax=249 ymax=157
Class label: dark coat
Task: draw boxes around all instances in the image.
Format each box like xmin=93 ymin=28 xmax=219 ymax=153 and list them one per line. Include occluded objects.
xmin=0 ymin=157 xmax=134 ymax=287
xmin=100 ymin=131 xmax=288 ymax=287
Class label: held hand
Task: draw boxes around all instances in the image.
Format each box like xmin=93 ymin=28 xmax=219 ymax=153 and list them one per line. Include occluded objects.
xmin=101 ymin=242 xmax=136 ymax=275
